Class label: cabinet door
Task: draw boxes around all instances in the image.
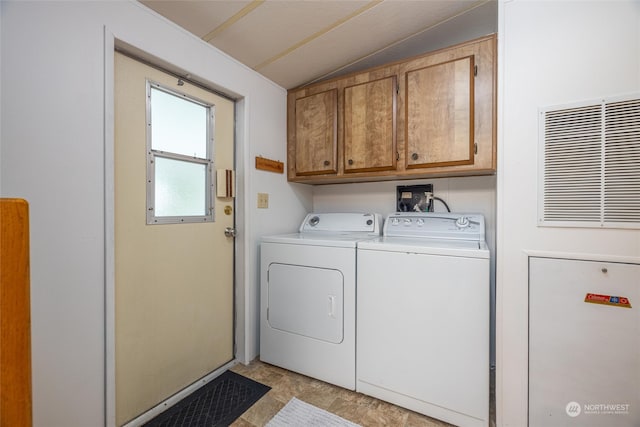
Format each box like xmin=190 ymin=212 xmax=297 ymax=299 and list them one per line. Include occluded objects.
xmin=344 ymin=76 xmax=397 ymax=173
xmin=406 ymin=55 xmax=474 ymax=169
xmin=529 ymin=257 xmax=640 ymax=427
xmin=294 ymin=89 xmax=337 ymax=175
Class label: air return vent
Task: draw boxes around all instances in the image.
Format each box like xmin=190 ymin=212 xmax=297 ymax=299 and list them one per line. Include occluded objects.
xmin=539 ymin=94 xmax=640 ymax=229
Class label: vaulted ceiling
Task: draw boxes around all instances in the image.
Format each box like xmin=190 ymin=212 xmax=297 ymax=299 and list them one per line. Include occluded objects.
xmin=140 ymin=0 xmax=497 ymax=89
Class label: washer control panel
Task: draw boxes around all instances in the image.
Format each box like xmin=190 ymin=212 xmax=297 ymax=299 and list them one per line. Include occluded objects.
xmin=384 ymin=213 xmax=485 ymax=241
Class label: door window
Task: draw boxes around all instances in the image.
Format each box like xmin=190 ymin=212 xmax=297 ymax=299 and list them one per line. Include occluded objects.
xmin=146 ymin=82 xmax=214 ymax=224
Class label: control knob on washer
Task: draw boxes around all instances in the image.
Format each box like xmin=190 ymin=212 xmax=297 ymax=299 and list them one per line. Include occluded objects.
xmin=455 ymin=216 xmax=470 ymax=228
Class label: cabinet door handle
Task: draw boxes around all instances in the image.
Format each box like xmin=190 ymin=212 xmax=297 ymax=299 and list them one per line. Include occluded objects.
xmin=348 ymin=159 xmax=354 ymax=165
xmin=411 ymin=152 xmax=419 ymax=161
xmin=324 ymin=160 xmax=330 ymax=166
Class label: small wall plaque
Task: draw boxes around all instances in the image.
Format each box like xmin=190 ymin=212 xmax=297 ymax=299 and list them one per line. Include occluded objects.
xmin=255 ymin=156 xmax=284 ymax=174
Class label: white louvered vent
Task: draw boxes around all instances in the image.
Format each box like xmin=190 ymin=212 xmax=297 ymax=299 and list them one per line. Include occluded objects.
xmin=539 ymin=94 xmax=640 ymax=229
xmin=604 ymin=98 xmax=640 ymax=223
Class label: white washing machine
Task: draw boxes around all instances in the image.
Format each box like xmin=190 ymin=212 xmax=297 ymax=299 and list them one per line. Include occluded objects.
xmin=357 ymin=212 xmax=490 ymax=427
xmin=260 ymin=212 xmax=382 ymax=390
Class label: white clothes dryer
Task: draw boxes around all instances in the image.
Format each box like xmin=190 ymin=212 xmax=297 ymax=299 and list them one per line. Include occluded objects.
xmin=357 ymin=212 xmax=490 ymax=427
xmin=260 ymin=212 xmax=382 ymax=390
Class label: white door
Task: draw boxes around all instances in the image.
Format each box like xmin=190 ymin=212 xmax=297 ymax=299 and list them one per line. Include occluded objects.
xmin=529 ymin=257 xmax=640 ymax=427
xmin=114 ymin=52 xmax=235 ymax=425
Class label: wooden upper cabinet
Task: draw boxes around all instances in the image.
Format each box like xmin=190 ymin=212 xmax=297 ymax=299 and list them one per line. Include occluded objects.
xmin=287 ymin=34 xmax=496 ymax=184
xmin=293 ymin=89 xmax=338 ymax=176
xmin=344 ymin=76 xmax=397 ymax=173
xmin=405 ymin=56 xmax=474 ymax=169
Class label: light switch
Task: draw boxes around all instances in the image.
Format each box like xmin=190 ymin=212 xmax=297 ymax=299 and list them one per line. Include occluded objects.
xmin=257 ymin=193 xmax=269 ymax=209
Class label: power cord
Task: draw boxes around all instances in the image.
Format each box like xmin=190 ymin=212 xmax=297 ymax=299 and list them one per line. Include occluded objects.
xmin=424 ymin=192 xmax=451 ymax=212
xmin=433 ymin=196 xmax=451 ymax=212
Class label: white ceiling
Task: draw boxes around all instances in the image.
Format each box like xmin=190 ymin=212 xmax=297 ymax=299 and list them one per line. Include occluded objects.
xmin=140 ymin=0 xmax=496 ymax=89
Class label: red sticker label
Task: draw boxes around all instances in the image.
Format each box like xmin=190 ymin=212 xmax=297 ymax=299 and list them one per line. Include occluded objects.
xmin=585 ymin=293 xmax=632 ymax=308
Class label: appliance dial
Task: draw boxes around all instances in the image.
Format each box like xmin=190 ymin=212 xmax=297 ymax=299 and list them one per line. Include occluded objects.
xmin=455 ymin=216 xmax=470 ymax=228
xmin=309 ymin=216 xmax=320 ymax=226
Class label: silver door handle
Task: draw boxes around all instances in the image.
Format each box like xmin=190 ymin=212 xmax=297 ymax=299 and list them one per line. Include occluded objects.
xmin=224 ymin=227 xmax=237 ymax=238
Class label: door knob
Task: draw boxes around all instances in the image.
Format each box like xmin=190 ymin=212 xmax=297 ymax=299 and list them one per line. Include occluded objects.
xmin=224 ymin=227 xmax=237 ymax=238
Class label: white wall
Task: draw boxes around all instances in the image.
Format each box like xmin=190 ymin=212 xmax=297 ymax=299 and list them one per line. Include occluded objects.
xmin=497 ymin=1 xmax=640 ymax=426
xmin=0 ymin=1 xmax=311 ymax=426
xmin=313 ymin=176 xmax=496 ymax=224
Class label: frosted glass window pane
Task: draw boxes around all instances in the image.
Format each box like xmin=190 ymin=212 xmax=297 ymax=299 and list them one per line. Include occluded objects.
xmin=155 ymin=157 xmax=206 ymax=217
xmin=151 ymin=88 xmax=208 ymax=158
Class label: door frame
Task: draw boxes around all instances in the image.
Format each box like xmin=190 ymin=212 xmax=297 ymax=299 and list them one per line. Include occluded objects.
xmin=103 ymin=30 xmax=248 ymax=426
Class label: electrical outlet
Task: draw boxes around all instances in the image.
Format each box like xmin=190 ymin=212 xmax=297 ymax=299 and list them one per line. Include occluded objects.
xmin=257 ymin=193 xmax=269 ymax=209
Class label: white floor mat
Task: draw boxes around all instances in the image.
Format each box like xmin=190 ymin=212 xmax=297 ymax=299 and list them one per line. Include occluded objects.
xmin=266 ymin=397 xmax=361 ymax=427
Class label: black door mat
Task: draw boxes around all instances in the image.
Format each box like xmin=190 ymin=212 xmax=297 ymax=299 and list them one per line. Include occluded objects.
xmin=143 ymin=370 xmax=271 ymax=427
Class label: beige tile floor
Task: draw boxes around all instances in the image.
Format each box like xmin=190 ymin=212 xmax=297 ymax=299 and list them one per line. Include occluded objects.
xmin=230 ymin=359 xmax=494 ymax=427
